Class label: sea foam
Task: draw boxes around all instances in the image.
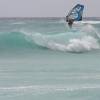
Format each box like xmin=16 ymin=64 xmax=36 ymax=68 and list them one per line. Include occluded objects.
xmin=28 ymin=24 xmax=100 ymax=53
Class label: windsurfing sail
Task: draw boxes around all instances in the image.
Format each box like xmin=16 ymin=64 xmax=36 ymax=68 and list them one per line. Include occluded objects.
xmin=66 ymin=4 xmax=84 ymax=22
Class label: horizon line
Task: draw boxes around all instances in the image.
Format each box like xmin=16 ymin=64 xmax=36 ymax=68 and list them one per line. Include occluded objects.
xmin=0 ymin=16 xmax=99 ymax=18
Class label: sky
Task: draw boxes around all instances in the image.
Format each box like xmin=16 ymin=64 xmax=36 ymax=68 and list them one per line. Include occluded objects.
xmin=0 ymin=0 xmax=99 ymax=17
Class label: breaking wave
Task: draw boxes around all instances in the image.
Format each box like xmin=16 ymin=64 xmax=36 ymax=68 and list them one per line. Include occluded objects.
xmin=29 ymin=24 xmax=100 ymax=53
xmin=0 ymin=24 xmax=100 ymax=53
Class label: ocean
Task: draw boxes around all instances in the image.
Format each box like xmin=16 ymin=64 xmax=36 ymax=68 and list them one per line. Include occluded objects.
xmin=0 ymin=17 xmax=100 ymax=100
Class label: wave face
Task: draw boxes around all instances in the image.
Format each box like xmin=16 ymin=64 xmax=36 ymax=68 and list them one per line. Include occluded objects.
xmin=0 ymin=18 xmax=100 ymax=53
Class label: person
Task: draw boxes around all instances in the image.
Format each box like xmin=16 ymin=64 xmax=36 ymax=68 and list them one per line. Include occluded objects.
xmin=68 ymin=19 xmax=73 ymax=28
xmin=66 ymin=16 xmax=74 ymax=28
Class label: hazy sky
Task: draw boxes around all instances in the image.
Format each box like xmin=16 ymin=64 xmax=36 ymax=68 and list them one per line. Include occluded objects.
xmin=0 ymin=0 xmax=99 ymax=17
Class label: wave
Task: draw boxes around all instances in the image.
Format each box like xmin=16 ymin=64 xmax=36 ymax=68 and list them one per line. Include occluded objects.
xmin=1 ymin=85 xmax=99 ymax=91
xmin=29 ymin=24 xmax=100 ymax=53
xmin=57 ymin=19 xmax=100 ymax=25
xmin=0 ymin=31 xmax=35 ymax=50
xmin=32 ymin=33 xmax=99 ymax=52
xmin=0 ymin=24 xmax=100 ymax=53
xmin=0 ymin=84 xmax=100 ymax=96
xmin=74 ymin=21 xmax=100 ymax=24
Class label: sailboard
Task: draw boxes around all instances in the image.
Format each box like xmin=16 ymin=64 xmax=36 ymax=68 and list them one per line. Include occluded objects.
xmin=66 ymin=4 xmax=84 ymax=22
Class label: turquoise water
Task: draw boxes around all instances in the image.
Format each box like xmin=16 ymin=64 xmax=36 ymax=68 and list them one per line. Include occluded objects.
xmin=0 ymin=18 xmax=100 ymax=100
